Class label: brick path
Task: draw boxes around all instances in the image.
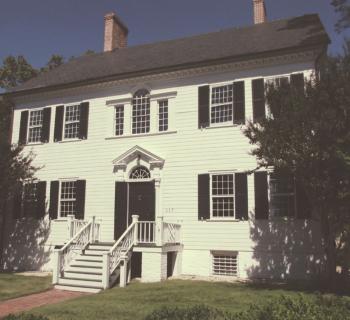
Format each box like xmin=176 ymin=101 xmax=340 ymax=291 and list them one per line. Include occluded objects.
xmin=0 ymin=289 xmax=90 ymax=318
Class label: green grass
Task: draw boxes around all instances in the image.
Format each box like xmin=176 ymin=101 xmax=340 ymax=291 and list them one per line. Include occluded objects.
xmin=29 ymin=279 xmax=342 ymax=320
xmin=0 ymin=273 xmax=52 ymax=302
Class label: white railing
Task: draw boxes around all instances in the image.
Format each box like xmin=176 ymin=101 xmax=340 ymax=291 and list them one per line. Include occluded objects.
xmin=72 ymin=219 xmax=88 ymax=238
xmin=163 ymin=222 xmax=181 ymax=244
xmin=52 ymin=216 xmax=100 ymax=284
xmin=138 ymin=221 xmax=156 ymax=244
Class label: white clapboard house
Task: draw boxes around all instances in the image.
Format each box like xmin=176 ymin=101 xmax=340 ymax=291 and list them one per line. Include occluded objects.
xmin=3 ymin=0 xmax=330 ymax=292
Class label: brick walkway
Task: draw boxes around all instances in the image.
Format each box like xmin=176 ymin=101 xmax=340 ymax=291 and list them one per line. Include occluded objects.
xmin=0 ymin=289 xmax=90 ymax=318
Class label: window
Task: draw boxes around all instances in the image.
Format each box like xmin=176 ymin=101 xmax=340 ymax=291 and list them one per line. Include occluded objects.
xmin=132 ymin=89 xmax=150 ymax=134
xmin=211 ymin=174 xmax=234 ymax=218
xmin=158 ymin=100 xmax=168 ymax=132
xmin=59 ymin=181 xmax=77 ymax=217
xmin=266 ymin=76 xmax=289 ymax=87
xmin=28 ymin=110 xmax=43 ymax=143
xmin=210 ymin=84 xmax=233 ymax=124
xmin=64 ymin=105 xmax=80 ymax=139
xmin=115 ymin=105 xmax=124 ymax=136
xmin=130 ymin=166 xmax=151 ymax=179
xmin=269 ymin=172 xmax=296 ymax=217
xmin=212 ymin=252 xmax=238 ymax=276
xmin=23 ymin=183 xmax=38 ymax=216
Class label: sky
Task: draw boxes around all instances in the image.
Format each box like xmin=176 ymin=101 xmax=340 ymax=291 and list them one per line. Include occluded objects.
xmin=0 ymin=0 xmax=349 ymax=69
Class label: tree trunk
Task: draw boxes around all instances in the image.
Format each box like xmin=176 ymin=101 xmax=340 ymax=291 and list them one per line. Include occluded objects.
xmin=0 ymin=199 xmax=8 ymax=271
xmin=320 ymin=209 xmax=337 ymax=290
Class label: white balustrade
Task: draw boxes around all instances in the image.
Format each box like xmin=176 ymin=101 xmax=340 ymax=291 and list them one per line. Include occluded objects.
xmin=137 ymin=221 xmax=156 ymax=244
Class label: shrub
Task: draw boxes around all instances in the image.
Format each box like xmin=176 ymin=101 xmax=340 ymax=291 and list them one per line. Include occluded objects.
xmin=144 ymin=295 xmax=350 ymax=320
xmin=3 ymin=314 xmax=49 ymax=320
xmin=144 ymin=305 xmax=231 ymax=320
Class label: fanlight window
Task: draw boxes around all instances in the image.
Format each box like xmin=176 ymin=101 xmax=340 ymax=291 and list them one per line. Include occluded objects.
xmin=130 ymin=166 xmax=151 ymax=179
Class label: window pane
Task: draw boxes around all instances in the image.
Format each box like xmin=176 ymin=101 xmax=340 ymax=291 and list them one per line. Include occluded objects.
xmin=270 ymin=173 xmax=295 ymax=217
xmin=159 ymin=100 xmax=168 ymax=132
xmin=212 ymin=197 xmax=234 ymax=217
xmin=60 ymin=181 xmax=77 ymax=217
xmin=212 ymin=175 xmax=234 ymax=195
xmin=28 ymin=127 xmax=42 ymax=143
xmin=212 ymin=254 xmax=237 ymax=276
xmin=61 ymin=181 xmax=76 ymax=199
xmin=132 ymin=91 xmax=150 ymax=134
xmin=115 ymin=105 xmax=124 ymax=136
xmin=28 ymin=110 xmax=43 ymax=143
xmin=64 ymin=105 xmax=80 ymax=139
xmin=65 ymin=105 xmax=80 ymax=122
xmin=211 ymin=85 xmax=233 ymax=124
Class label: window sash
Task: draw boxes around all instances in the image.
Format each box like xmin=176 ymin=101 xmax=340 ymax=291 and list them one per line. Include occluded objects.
xmin=210 ymin=84 xmax=233 ymax=124
xmin=158 ymin=100 xmax=168 ymax=132
xmin=210 ymin=174 xmax=235 ymax=219
xmin=132 ymin=94 xmax=150 ymax=134
xmin=115 ymin=105 xmax=124 ymax=136
xmin=27 ymin=110 xmax=43 ymax=143
xmin=212 ymin=253 xmax=238 ymax=276
xmin=269 ymin=173 xmax=296 ymax=218
xmin=59 ymin=181 xmax=77 ymax=218
xmin=64 ymin=105 xmax=80 ymax=139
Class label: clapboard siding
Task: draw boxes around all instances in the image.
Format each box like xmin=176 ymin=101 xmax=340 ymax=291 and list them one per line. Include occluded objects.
xmin=8 ymin=61 xmax=322 ymax=277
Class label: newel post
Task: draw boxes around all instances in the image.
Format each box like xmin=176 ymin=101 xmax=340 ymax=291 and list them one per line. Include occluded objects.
xmin=52 ymin=249 xmax=60 ymax=284
xmin=102 ymin=252 xmax=110 ymax=289
xmin=132 ymin=215 xmax=139 ymax=245
xmin=119 ymin=251 xmax=129 ymax=288
xmin=91 ymin=216 xmax=96 ymax=243
xmin=156 ymin=216 xmax=164 ymax=246
xmin=67 ymin=214 xmax=75 ymax=239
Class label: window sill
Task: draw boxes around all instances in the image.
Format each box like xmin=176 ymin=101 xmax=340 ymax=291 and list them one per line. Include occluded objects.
xmin=105 ymin=130 xmax=177 ymax=140
xmin=25 ymin=142 xmax=44 ymax=146
xmin=58 ymin=138 xmax=83 ymax=144
xmin=201 ymin=123 xmax=244 ymax=130
xmin=204 ymin=219 xmax=242 ymax=222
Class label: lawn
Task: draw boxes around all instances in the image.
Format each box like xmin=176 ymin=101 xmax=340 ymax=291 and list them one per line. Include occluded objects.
xmin=29 ymin=279 xmax=346 ymax=320
xmin=0 ymin=273 xmax=52 ymax=301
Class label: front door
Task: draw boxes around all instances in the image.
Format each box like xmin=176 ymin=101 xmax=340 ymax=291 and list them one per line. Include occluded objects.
xmin=114 ymin=181 xmax=155 ymax=240
xmin=128 ymin=182 xmax=155 ymax=224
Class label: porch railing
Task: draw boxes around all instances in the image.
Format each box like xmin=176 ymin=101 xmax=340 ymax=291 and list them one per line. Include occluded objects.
xmin=137 ymin=221 xmax=156 ymax=244
xmin=52 ymin=216 xmax=100 ymax=284
xmin=163 ymin=222 xmax=182 ymax=244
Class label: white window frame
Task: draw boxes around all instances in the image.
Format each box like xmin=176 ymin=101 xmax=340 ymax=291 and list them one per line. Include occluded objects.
xmin=211 ymin=251 xmax=238 ymax=277
xmin=63 ymin=104 xmax=81 ymax=140
xmin=158 ymin=99 xmax=169 ymax=132
xmin=210 ymin=173 xmax=235 ymax=220
xmin=58 ymin=180 xmax=77 ymax=218
xmin=268 ymin=172 xmax=297 ymax=219
xmin=27 ymin=108 xmax=44 ymax=144
xmin=209 ymin=83 xmax=234 ymax=127
xmin=131 ymin=90 xmax=151 ymax=135
xmin=114 ymin=104 xmax=125 ymax=136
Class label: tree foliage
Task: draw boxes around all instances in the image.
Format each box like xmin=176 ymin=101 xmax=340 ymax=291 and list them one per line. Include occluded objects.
xmin=332 ymin=0 xmax=350 ymax=32
xmin=243 ymin=44 xmax=350 ymax=285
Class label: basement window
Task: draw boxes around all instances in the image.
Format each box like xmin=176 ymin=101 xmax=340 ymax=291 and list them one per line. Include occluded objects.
xmin=212 ymin=251 xmax=238 ymax=277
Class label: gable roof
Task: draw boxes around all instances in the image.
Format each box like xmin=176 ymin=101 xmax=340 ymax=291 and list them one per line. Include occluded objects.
xmin=9 ymin=14 xmax=329 ymax=96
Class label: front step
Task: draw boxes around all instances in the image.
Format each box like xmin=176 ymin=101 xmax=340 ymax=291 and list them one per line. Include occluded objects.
xmin=55 ymin=284 xmax=102 ymax=293
xmin=58 ymin=277 xmax=102 ymax=288
xmin=63 ymin=271 xmax=102 ymax=281
xmin=70 ymin=260 xmax=103 ymax=268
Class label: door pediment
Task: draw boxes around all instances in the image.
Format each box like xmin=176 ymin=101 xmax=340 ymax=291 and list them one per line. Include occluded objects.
xmin=112 ymin=145 xmax=165 ymax=171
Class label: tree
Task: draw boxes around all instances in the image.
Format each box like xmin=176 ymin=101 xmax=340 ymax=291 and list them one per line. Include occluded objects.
xmin=243 ymin=45 xmax=350 ymax=288
xmin=0 ymin=97 xmax=37 ymax=269
xmin=332 ymin=0 xmax=350 ymax=32
xmin=40 ymin=54 xmax=65 ymax=72
xmin=0 ymin=56 xmax=37 ymax=90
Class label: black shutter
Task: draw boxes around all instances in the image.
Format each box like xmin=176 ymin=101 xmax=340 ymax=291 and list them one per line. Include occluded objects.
xmin=252 ymin=79 xmax=265 ymax=122
xmin=291 ymin=73 xmax=305 ymax=94
xmin=296 ymin=179 xmax=311 ymax=219
xmin=235 ymin=173 xmax=248 ymax=220
xmin=198 ymin=174 xmax=210 ymax=220
xmin=49 ymin=181 xmax=59 ymax=220
xmin=198 ymin=86 xmax=210 ymax=128
xmin=36 ymin=181 xmax=47 ymax=219
xmin=12 ymin=183 xmax=23 ymax=219
xmin=19 ymin=111 xmax=29 ymax=145
xmin=233 ymin=81 xmax=245 ymax=124
xmin=75 ymin=180 xmax=86 ymax=220
xmin=254 ymin=172 xmax=269 ymax=219
xmin=115 ymin=182 xmax=128 ymax=240
xmin=41 ymin=108 xmax=51 ymax=143
xmin=54 ymin=105 xmax=64 ymax=142
xmin=79 ymin=102 xmax=89 ymax=140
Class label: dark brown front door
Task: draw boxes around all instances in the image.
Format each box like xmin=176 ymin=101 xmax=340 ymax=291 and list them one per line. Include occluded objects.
xmin=128 ymin=182 xmax=155 ymax=224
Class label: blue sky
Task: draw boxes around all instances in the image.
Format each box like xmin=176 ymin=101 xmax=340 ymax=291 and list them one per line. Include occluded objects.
xmin=0 ymin=0 xmax=349 ymax=68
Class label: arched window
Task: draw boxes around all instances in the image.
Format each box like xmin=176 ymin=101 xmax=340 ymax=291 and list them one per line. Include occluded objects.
xmin=129 ymin=166 xmax=151 ymax=180
xmin=132 ymin=89 xmax=150 ymax=134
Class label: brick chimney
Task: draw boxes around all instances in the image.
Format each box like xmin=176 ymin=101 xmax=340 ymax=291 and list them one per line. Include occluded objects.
xmin=253 ymin=0 xmax=267 ymax=24
xmin=104 ymin=12 xmax=129 ymax=52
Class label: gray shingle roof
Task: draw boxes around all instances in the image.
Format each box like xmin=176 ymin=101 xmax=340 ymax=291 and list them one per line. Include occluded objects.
xmin=10 ymin=14 xmax=329 ymax=95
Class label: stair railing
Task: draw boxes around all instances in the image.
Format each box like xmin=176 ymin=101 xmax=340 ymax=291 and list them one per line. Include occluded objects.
xmin=52 ymin=216 xmax=99 ymax=284
xmin=102 ymin=215 xmax=139 ymax=289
